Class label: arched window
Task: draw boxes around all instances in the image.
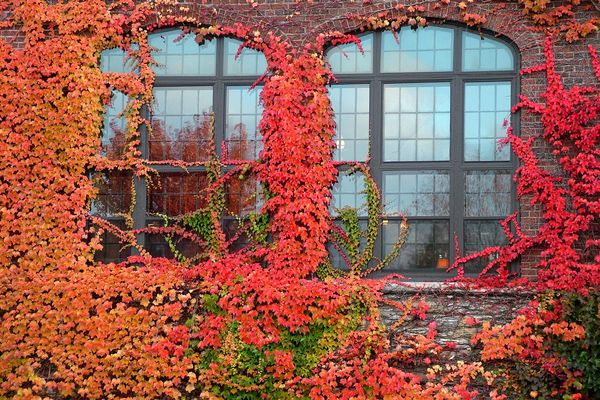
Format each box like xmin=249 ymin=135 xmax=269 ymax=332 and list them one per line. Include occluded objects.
xmin=94 ymin=30 xmax=267 ymax=262
xmin=326 ymin=26 xmax=518 ymax=278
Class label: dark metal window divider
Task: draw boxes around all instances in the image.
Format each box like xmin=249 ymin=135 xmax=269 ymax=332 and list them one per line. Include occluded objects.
xmin=328 ymin=25 xmax=520 ymax=278
xmin=125 ymin=36 xmax=264 ymax=257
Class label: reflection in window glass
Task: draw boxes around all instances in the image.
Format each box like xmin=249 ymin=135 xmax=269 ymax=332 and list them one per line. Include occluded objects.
xmin=464 ymin=82 xmax=512 ymax=161
xmin=146 ymin=231 xmax=203 ymax=260
xmin=384 ymin=83 xmax=451 ymax=161
xmin=225 ymin=176 xmax=263 ymax=216
xmin=225 ymin=86 xmax=263 ymax=160
xmin=331 ymin=173 xmax=367 ymax=216
xmin=91 ymin=172 xmax=133 ymax=217
xmin=462 ymin=31 xmax=514 ymax=71
xmin=148 ymin=172 xmax=210 ymax=217
xmin=383 ymin=171 xmax=449 ymax=216
xmin=96 ymin=32 xmax=270 ymax=264
xmin=93 ymin=219 xmax=130 ymax=263
xmin=101 ymin=91 xmax=128 ymax=159
xmin=330 ymin=84 xmax=370 ymax=161
xmin=100 ymin=47 xmax=138 ymax=74
xmin=464 ymin=220 xmax=508 ymax=272
xmin=151 ymin=87 xmax=214 ymax=162
xmin=326 ymin=33 xmax=373 ymax=74
xmin=328 ymin=219 xmax=368 ymax=269
xmin=385 ymin=220 xmax=449 ymax=270
xmin=224 ymin=38 xmax=268 ymax=76
xmin=465 ymin=171 xmax=512 ymax=217
xmin=381 ymin=26 xmax=453 ymax=72
xmin=149 ymin=31 xmax=217 ymax=76
xmin=223 ymin=220 xmax=252 ymax=253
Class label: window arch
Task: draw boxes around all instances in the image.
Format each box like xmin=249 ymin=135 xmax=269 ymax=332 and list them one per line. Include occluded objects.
xmin=326 ymin=25 xmax=519 ymax=278
xmin=94 ymin=30 xmax=267 ymax=262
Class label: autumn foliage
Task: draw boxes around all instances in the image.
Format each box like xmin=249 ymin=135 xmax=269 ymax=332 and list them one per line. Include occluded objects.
xmin=0 ymin=0 xmax=599 ymax=399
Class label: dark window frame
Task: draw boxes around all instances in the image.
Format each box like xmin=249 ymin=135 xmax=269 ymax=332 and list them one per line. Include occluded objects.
xmin=328 ymin=24 xmax=521 ymax=280
xmin=98 ymin=33 xmax=266 ymax=261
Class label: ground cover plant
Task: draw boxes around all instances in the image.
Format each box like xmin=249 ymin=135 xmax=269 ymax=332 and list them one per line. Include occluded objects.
xmin=0 ymin=0 xmax=599 ymax=398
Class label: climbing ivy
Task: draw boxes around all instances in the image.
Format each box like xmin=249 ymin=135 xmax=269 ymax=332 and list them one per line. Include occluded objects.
xmin=0 ymin=0 xmax=598 ymax=398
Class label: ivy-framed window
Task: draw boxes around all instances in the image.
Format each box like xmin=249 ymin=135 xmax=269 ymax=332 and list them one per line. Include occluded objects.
xmin=94 ymin=30 xmax=267 ymax=262
xmin=326 ymin=25 xmax=519 ymax=279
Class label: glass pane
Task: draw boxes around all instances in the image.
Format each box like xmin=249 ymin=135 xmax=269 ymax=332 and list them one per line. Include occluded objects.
xmin=225 ymin=175 xmax=262 ymax=216
xmin=331 ymin=173 xmax=367 ymax=217
xmin=224 ymin=38 xmax=268 ymax=76
xmin=225 ymin=86 xmax=263 ymax=160
xmin=145 ymin=228 xmax=204 ymax=260
xmin=330 ymin=84 xmax=370 ymax=161
xmin=223 ymin=219 xmax=252 ymax=253
xmin=383 ymin=83 xmax=451 ymax=161
xmin=381 ymin=26 xmax=453 ymax=73
xmin=93 ymin=219 xmax=130 ymax=263
xmin=91 ymin=171 xmax=133 ymax=217
xmin=150 ymin=87 xmax=214 ymax=162
xmin=328 ymin=219 xmax=368 ymax=270
xmin=384 ymin=220 xmax=449 ymax=271
xmin=383 ymin=171 xmax=450 ymax=217
xmin=465 ymin=171 xmax=512 ymax=217
xmin=464 ymin=220 xmax=508 ymax=273
xmin=326 ymin=33 xmax=373 ymax=74
xmin=101 ymin=90 xmax=128 ymax=159
xmin=464 ymin=82 xmax=511 ymax=161
xmin=462 ymin=31 xmax=514 ymax=71
xmin=148 ymin=172 xmax=210 ymax=217
xmin=100 ymin=47 xmax=138 ymax=74
xmin=149 ymin=30 xmax=216 ymax=76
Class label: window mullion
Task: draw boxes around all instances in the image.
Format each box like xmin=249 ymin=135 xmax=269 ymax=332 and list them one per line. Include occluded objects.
xmin=214 ymin=38 xmax=225 ymax=159
xmin=371 ymin=75 xmax=384 ymax=267
xmin=132 ymin=174 xmax=147 ymax=252
xmin=449 ymin=75 xmax=465 ymax=265
xmin=131 ymin=107 xmax=151 ymax=252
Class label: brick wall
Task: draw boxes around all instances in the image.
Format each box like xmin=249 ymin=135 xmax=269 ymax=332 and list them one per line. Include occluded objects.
xmin=2 ymin=0 xmax=599 ymax=278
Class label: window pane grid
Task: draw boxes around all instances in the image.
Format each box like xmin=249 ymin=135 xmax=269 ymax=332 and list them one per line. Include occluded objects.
xmin=330 ymin=84 xmax=370 ymax=161
xmin=148 ymin=172 xmax=211 ymax=217
xmin=384 ymin=83 xmax=451 ymax=162
xmin=383 ymin=171 xmax=449 ymax=217
xmin=97 ymin=33 xmax=267 ymax=262
xmin=331 ymin=173 xmax=367 ymax=217
xmin=464 ymin=171 xmax=512 ymax=217
xmin=91 ymin=172 xmax=133 ymax=217
xmin=225 ymin=86 xmax=264 ymax=160
xmin=93 ymin=219 xmax=130 ymax=263
xmin=101 ymin=91 xmax=128 ymax=159
xmin=384 ymin=220 xmax=450 ymax=271
xmin=100 ymin=47 xmax=138 ymax=74
xmin=381 ymin=27 xmax=454 ymax=73
xmin=150 ymin=87 xmax=214 ymax=162
xmin=324 ymin=27 xmax=517 ymax=277
xmin=327 ymin=33 xmax=374 ymax=74
xmin=462 ymin=31 xmax=515 ymax=72
xmin=224 ymin=38 xmax=268 ymax=76
xmin=149 ymin=31 xmax=217 ymax=76
xmin=145 ymin=230 xmax=204 ymax=260
xmin=464 ymin=220 xmax=508 ymax=273
xmin=225 ymin=176 xmax=263 ymax=216
xmin=464 ymin=82 xmax=512 ymax=161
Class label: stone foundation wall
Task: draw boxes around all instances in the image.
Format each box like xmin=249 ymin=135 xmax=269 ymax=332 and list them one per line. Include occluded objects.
xmin=380 ymin=285 xmax=534 ymax=358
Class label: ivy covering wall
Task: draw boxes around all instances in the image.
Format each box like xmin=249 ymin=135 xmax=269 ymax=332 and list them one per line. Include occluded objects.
xmin=0 ymin=0 xmax=599 ymax=398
